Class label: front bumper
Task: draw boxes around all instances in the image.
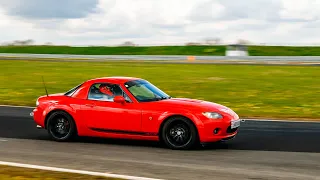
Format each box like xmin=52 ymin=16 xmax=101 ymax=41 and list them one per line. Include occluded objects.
xmin=198 ymin=117 xmax=244 ymax=143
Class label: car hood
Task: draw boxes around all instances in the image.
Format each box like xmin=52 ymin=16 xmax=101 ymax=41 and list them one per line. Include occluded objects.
xmin=156 ymin=98 xmax=237 ymax=116
xmin=156 ymin=98 xmax=239 ymax=119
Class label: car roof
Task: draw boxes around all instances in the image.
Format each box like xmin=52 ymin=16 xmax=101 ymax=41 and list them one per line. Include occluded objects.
xmin=85 ymin=76 xmax=142 ymax=84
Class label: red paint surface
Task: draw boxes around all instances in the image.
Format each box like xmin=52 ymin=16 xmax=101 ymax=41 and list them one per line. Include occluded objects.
xmin=32 ymin=77 xmax=240 ymax=143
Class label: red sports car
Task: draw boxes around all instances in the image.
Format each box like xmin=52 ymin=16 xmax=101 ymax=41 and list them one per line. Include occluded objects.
xmin=30 ymin=77 xmax=241 ymax=150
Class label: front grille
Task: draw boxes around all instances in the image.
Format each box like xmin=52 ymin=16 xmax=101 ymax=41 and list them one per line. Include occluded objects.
xmin=226 ymin=126 xmax=238 ymax=133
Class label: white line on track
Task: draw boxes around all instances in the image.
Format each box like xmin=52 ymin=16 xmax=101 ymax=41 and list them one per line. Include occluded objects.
xmin=0 ymin=139 xmax=8 ymax=142
xmin=0 ymin=161 xmax=163 ymax=180
xmin=0 ymin=105 xmax=35 ymax=108
xmin=244 ymin=119 xmax=320 ymax=123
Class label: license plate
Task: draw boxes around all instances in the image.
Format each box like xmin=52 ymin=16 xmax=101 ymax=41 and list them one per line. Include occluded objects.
xmin=231 ymin=119 xmax=241 ymax=129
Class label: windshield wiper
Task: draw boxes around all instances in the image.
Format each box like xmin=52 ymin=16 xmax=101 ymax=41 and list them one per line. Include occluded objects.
xmin=158 ymin=96 xmax=171 ymax=100
xmin=140 ymin=96 xmax=171 ymax=102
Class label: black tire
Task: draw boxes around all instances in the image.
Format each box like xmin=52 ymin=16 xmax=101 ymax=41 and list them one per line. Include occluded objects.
xmin=46 ymin=111 xmax=77 ymax=142
xmin=161 ymin=116 xmax=199 ymax=150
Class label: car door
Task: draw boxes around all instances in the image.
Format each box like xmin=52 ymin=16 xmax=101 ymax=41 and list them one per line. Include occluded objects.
xmin=81 ymin=82 xmax=142 ymax=133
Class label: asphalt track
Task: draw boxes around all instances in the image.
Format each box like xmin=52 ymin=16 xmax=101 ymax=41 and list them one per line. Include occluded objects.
xmin=0 ymin=106 xmax=319 ymax=180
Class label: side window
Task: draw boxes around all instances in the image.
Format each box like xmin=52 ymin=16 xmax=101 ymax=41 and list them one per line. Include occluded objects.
xmin=88 ymin=83 xmax=131 ymax=102
xmin=64 ymin=83 xmax=83 ymax=96
xmin=111 ymin=84 xmax=132 ymax=102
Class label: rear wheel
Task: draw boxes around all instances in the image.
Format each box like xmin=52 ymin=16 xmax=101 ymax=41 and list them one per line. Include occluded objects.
xmin=46 ymin=111 xmax=77 ymax=142
xmin=161 ymin=116 xmax=199 ymax=150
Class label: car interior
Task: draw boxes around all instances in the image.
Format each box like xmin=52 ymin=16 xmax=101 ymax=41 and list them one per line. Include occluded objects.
xmin=88 ymin=83 xmax=130 ymax=102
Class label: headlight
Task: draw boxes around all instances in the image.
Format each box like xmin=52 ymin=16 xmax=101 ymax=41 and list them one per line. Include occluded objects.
xmin=202 ymin=112 xmax=223 ymax=119
xmin=36 ymin=99 xmax=39 ymax=106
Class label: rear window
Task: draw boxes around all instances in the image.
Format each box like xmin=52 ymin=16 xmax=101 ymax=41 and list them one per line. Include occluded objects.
xmin=64 ymin=83 xmax=83 ymax=96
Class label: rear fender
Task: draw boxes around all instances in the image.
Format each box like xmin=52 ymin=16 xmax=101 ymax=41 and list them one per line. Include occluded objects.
xmin=43 ymin=104 xmax=78 ymax=129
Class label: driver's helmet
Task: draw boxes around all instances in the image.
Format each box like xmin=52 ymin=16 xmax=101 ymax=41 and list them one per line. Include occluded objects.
xmin=99 ymin=84 xmax=113 ymax=96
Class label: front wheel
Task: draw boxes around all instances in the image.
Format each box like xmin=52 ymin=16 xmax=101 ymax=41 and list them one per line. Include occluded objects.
xmin=46 ymin=111 xmax=77 ymax=142
xmin=161 ymin=116 xmax=199 ymax=150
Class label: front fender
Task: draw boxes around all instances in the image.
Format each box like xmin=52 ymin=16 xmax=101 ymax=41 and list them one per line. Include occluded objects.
xmin=158 ymin=110 xmax=205 ymax=131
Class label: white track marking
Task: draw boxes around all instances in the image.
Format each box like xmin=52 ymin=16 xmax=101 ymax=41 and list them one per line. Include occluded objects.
xmin=0 ymin=105 xmax=35 ymax=108
xmin=0 ymin=139 xmax=8 ymax=142
xmin=244 ymin=118 xmax=320 ymax=123
xmin=0 ymin=161 xmax=163 ymax=180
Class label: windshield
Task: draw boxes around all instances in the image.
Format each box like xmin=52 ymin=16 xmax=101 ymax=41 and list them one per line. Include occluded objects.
xmin=124 ymin=80 xmax=171 ymax=102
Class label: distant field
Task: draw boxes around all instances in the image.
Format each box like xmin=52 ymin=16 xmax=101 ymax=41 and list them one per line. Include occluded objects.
xmin=248 ymin=46 xmax=320 ymax=56
xmin=0 ymin=165 xmax=122 ymax=180
xmin=0 ymin=60 xmax=319 ymax=120
xmin=0 ymin=45 xmax=226 ymax=55
xmin=1 ymin=45 xmax=320 ymax=56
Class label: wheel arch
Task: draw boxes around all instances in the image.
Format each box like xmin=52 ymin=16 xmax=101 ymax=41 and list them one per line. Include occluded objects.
xmin=158 ymin=114 xmax=200 ymax=142
xmin=44 ymin=109 xmax=76 ymax=131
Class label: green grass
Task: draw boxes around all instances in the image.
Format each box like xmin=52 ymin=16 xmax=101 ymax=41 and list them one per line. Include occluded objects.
xmin=0 ymin=60 xmax=319 ymax=120
xmin=0 ymin=45 xmax=226 ymax=55
xmin=248 ymin=46 xmax=320 ymax=56
xmin=1 ymin=45 xmax=320 ymax=56
xmin=0 ymin=165 xmax=123 ymax=180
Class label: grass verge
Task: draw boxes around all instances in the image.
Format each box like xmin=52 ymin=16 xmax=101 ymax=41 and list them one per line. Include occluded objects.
xmin=0 ymin=165 xmax=123 ymax=180
xmin=0 ymin=60 xmax=319 ymax=120
xmin=2 ymin=45 xmax=320 ymax=56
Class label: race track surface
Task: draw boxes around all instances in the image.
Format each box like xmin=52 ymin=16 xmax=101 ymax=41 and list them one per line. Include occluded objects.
xmin=0 ymin=106 xmax=319 ymax=180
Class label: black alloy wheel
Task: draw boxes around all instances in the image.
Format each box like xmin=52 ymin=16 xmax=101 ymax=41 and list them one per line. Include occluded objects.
xmin=46 ymin=111 xmax=77 ymax=141
xmin=161 ymin=116 xmax=198 ymax=150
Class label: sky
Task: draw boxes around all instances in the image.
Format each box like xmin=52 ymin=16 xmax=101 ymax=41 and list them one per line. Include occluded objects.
xmin=0 ymin=0 xmax=319 ymax=46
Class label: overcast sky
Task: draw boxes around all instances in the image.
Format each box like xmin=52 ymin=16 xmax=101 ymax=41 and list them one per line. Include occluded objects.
xmin=0 ymin=0 xmax=319 ymax=46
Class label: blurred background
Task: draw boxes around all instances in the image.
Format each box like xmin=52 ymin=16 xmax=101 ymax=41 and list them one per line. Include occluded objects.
xmin=0 ymin=0 xmax=319 ymax=119
xmin=0 ymin=1 xmax=320 ymax=180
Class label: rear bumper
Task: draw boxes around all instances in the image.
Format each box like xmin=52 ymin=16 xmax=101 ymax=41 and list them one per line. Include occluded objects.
xmin=30 ymin=107 xmax=46 ymax=129
xmin=29 ymin=111 xmax=42 ymax=128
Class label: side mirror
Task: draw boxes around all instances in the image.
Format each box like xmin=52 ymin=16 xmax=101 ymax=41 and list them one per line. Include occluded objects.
xmin=114 ymin=96 xmax=126 ymax=104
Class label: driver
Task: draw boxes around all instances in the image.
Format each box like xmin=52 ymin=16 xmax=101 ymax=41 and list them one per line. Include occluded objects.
xmin=99 ymin=84 xmax=114 ymax=101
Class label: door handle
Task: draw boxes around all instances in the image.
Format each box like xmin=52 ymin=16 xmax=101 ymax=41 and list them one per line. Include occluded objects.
xmin=85 ymin=104 xmax=95 ymax=107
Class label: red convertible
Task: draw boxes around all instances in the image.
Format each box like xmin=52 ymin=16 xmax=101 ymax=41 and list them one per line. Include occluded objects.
xmin=31 ymin=77 xmax=241 ymax=150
